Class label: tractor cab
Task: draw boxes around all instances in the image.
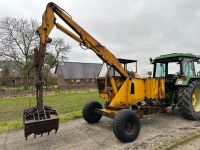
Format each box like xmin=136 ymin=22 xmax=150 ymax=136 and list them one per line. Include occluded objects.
xmin=97 ymin=58 xmax=137 ymax=94
xmin=152 ymin=53 xmax=200 ymax=92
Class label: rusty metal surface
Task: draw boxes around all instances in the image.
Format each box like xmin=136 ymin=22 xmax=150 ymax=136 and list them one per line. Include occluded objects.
xmin=23 ymin=45 xmax=59 ymax=139
xmin=23 ymin=106 xmax=59 ymax=139
xmin=95 ymin=108 xmax=115 ymax=119
xmin=145 ymin=78 xmax=165 ymax=100
xmin=34 ymin=44 xmax=46 ymax=111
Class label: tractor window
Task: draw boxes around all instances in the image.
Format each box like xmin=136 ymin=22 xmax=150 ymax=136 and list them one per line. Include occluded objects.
xmin=168 ymin=62 xmax=180 ymax=75
xmin=182 ymin=59 xmax=195 ymax=76
xmin=194 ymin=62 xmax=200 ymax=76
xmin=155 ymin=63 xmax=166 ymax=77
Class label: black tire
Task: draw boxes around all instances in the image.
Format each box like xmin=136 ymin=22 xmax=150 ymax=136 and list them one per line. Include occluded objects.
xmin=83 ymin=101 xmax=103 ymax=123
xmin=177 ymin=88 xmax=184 ymax=108
xmin=178 ymin=80 xmax=200 ymax=120
xmin=113 ymin=109 xmax=141 ymax=143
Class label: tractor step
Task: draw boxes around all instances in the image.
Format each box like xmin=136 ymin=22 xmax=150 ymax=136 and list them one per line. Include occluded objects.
xmin=23 ymin=106 xmax=59 ymax=139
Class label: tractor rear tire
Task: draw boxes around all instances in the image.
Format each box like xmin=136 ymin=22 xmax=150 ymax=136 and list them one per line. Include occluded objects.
xmin=113 ymin=109 xmax=141 ymax=143
xmin=178 ymin=80 xmax=200 ymax=120
xmin=83 ymin=101 xmax=103 ymax=123
xmin=177 ymin=88 xmax=184 ymax=108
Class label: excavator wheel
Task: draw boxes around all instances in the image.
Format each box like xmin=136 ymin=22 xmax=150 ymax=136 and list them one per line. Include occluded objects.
xmin=83 ymin=101 xmax=103 ymax=123
xmin=113 ymin=109 xmax=141 ymax=143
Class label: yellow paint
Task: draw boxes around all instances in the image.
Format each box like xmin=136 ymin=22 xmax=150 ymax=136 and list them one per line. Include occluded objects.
xmin=107 ymin=78 xmax=165 ymax=108
xmin=110 ymin=78 xmax=118 ymax=95
xmin=109 ymin=78 xmax=130 ymax=107
xmin=145 ymin=78 xmax=165 ymax=99
xmin=192 ymin=88 xmax=200 ymax=112
xmin=99 ymin=93 xmax=108 ymax=99
xmin=104 ymin=108 xmax=118 ymax=113
xmin=38 ymin=2 xmax=129 ymax=79
xmin=38 ymin=2 xmax=166 ymax=111
xmin=129 ymin=78 xmax=145 ymax=104
xmin=109 ymin=78 xmax=145 ymax=107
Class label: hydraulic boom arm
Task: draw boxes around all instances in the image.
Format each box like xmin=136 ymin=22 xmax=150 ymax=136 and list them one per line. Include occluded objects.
xmin=24 ymin=2 xmax=175 ymax=142
xmin=37 ymin=2 xmax=128 ymax=78
xmin=23 ymin=2 xmax=129 ymax=139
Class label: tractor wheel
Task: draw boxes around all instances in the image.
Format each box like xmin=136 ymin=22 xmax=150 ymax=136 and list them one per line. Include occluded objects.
xmin=177 ymin=88 xmax=184 ymax=108
xmin=178 ymin=81 xmax=200 ymax=120
xmin=113 ymin=109 xmax=141 ymax=143
xmin=83 ymin=101 xmax=102 ymax=123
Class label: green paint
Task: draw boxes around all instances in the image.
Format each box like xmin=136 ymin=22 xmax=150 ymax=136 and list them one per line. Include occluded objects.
xmin=154 ymin=53 xmax=198 ymax=61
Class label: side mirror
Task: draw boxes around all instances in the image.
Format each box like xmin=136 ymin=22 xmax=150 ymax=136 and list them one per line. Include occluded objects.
xmin=149 ymin=57 xmax=153 ymax=64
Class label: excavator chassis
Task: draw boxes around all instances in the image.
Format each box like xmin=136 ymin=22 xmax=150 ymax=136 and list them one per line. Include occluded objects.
xmin=23 ymin=105 xmax=59 ymax=139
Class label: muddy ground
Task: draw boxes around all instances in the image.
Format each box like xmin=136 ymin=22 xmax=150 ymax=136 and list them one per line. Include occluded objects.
xmin=0 ymin=110 xmax=200 ymax=150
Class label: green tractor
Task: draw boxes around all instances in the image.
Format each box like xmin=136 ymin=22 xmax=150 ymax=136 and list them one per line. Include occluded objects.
xmin=151 ymin=53 xmax=200 ymax=120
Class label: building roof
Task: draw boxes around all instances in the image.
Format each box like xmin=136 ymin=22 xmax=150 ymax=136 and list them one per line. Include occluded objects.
xmin=57 ymin=61 xmax=103 ymax=80
xmin=154 ymin=53 xmax=200 ymax=63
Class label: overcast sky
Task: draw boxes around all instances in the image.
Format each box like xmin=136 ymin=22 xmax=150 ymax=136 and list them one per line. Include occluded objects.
xmin=0 ymin=0 xmax=200 ymax=74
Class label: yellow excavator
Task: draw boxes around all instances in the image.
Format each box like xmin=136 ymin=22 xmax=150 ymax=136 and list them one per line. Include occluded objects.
xmin=23 ymin=2 xmax=164 ymax=142
xmin=24 ymin=2 xmax=200 ymax=142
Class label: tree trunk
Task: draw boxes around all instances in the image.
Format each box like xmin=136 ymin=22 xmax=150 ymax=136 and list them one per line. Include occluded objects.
xmin=23 ymin=73 xmax=29 ymax=90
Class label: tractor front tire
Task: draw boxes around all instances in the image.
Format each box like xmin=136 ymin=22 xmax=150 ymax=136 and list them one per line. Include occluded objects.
xmin=83 ymin=101 xmax=102 ymax=123
xmin=178 ymin=81 xmax=200 ymax=120
xmin=113 ymin=109 xmax=141 ymax=143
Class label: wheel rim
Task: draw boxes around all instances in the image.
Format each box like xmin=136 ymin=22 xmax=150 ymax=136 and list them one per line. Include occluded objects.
xmin=124 ymin=119 xmax=135 ymax=135
xmin=192 ymin=88 xmax=200 ymax=112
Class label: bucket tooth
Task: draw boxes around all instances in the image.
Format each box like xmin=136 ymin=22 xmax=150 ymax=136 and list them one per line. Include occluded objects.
xmin=23 ymin=106 xmax=59 ymax=139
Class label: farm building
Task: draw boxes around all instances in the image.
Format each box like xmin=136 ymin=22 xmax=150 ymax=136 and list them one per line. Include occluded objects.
xmin=55 ymin=61 xmax=103 ymax=89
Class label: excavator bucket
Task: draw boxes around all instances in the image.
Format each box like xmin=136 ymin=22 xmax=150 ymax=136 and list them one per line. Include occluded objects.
xmin=23 ymin=106 xmax=59 ymax=139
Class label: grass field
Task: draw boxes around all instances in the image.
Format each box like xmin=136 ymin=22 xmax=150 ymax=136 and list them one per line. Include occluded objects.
xmin=0 ymin=90 xmax=104 ymax=132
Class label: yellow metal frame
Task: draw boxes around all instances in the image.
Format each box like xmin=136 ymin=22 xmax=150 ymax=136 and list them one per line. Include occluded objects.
xmin=104 ymin=78 xmax=165 ymax=113
xmin=37 ymin=2 xmax=128 ymax=78
xmin=38 ymin=2 xmax=166 ymax=115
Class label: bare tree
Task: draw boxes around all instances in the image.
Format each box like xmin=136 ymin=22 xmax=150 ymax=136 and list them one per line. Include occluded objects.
xmin=1 ymin=65 xmax=11 ymax=87
xmin=43 ymin=37 xmax=70 ymax=89
xmin=0 ymin=17 xmax=39 ymax=89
